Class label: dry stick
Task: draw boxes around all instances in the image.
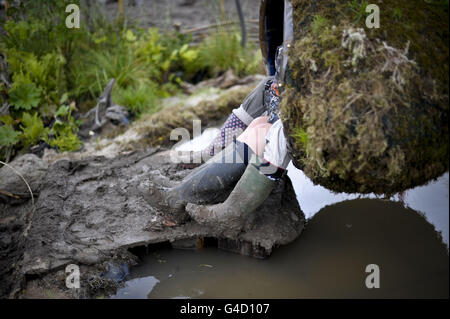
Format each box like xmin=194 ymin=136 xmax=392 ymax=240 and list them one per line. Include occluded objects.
xmin=118 ymin=0 xmax=124 ymax=17
xmin=182 ymin=20 xmax=258 ymax=35
xmin=182 ymin=21 xmax=239 ymax=35
xmin=0 ymin=189 xmax=20 ymax=199
xmin=0 ymin=160 xmax=36 ymax=237
xmin=220 ymin=0 xmax=225 ymax=22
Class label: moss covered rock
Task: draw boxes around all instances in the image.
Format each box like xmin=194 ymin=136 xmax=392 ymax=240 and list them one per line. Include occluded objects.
xmin=281 ymin=0 xmax=449 ymax=195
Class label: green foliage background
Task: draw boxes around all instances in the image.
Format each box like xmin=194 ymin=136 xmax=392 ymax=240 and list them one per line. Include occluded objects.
xmin=0 ymin=0 xmax=261 ymax=161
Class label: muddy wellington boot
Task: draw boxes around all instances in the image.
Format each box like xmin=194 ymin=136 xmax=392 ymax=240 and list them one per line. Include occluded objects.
xmin=185 ymin=155 xmax=276 ymax=232
xmin=147 ymin=140 xmax=254 ymax=214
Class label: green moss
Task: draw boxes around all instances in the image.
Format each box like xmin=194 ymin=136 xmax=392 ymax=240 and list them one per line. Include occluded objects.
xmin=292 ymin=127 xmax=309 ymax=152
xmin=311 ymin=15 xmax=329 ymax=36
xmin=392 ymin=8 xmax=403 ymax=20
xmin=347 ymin=0 xmax=371 ymax=23
xmin=281 ymin=0 xmax=449 ymax=195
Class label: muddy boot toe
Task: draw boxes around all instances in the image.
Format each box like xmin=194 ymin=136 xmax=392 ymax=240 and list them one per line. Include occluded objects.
xmin=185 ymin=203 xmax=244 ymax=232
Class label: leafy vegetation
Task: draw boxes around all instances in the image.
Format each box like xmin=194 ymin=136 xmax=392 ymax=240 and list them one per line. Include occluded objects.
xmin=195 ymin=29 xmax=263 ymax=77
xmin=8 ymin=82 xmax=42 ymax=111
xmin=0 ymin=0 xmax=262 ymax=161
xmin=0 ymin=124 xmax=20 ymax=147
xmin=20 ymin=112 xmax=45 ymax=148
xmin=112 ymin=82 xmax=160 ymax=116
xmin=347 ymin=0 xmax=370 ymax=23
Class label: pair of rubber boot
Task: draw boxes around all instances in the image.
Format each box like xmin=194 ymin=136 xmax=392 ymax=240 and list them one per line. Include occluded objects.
xmin=185 ymin=155 xmax=275 ymax=232
xmin=149 ymin=138 xmax=275 ymax=231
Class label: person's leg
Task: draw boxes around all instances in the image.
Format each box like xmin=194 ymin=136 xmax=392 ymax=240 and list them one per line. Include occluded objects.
xmin=147 ymin=116 xmax=270 ymax=213
xmin=172 ymin=116 xmax=272 ymax=207
xmin=186 ymin=119 xmax=291 ymax=231
xmin=201 ymin=76 xmax=274 ymax=160
xmin=146 ymin=115 xmax=277 ymax=228
xmin=147 ymin=139 xmax=254 ymax=213
xmin=185 ymin=154 xmax=275 ymax=233
xmin=166 ymin=140 xmax=254 ymax=208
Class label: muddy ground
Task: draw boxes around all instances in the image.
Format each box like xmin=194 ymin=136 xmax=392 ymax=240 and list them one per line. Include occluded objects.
xmin=0 ymin=0 xmax=294 ymax=299
xmin=101 ymin=0 xmax=261 ymax=31
xmin=1 ymin=148 xmax=304 ymax=299
xmin=0 ymin=75 xmax=305 ymax=299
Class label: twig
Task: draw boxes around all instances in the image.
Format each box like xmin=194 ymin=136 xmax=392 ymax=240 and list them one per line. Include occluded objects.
xmin=118 ymin=0 xmax=123 ymax=16
xmin=235 ymin=0 xmax=246 ymax=48
xmin=5 ymin=0 xmax=9 ymax=19
xmin=181 ymin=20 xmax=258 ymax=35
xmin=0 ymin=189 xmax=20 ymax=199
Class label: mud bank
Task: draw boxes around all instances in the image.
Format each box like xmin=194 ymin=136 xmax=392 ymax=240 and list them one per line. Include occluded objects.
xmin=0 ymin=72 xmax=268 ymax=299
xmin=0 ymin=148 xmax=304 ymax=298
xmin=45 ymin=78 xmax=262 ymax=164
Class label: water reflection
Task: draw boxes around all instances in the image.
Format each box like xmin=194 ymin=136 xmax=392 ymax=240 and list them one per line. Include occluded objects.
xmin=287 ymin=165 xmax=449 ymax=246
xmin=111 ymin=276 xmax=159 ymax=299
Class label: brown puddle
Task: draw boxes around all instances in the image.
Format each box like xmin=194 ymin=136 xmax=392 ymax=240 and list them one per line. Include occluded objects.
xmin=112 ymin=198 xmax=449 ymax=299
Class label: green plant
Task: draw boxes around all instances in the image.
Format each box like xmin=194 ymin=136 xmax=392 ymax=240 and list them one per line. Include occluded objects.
xmin=73 ymin=46 xmax=150 ymax=99
xmin=113 ymin=82 xmax=160 ymax=116
xmin=1 ymin=0 xmax=85 ymax=57
xmin=45 ymin=124 xmax=82 ymax=152
xmin=196 ymin=29 xmax=262 ymax=77
xmin=292 ymin=127 xmax=309 ymax=152
xmin=43 ymin=103 xmax=82 ymax=152
xmin=347 ymin=0 xmax=370 ymax=23
xmin=0 ymin=125 xmax=20 ymax=147
xmin=0 ymin=0 xmax=87 ymax=160
xmin=8 ymin=82 xmax=42 ymax=111
xmin=20 ymin=112 xmax=45 ymax=147
xmin=134 ymin=28 xmax=196 ymax=83
xmin=1 ymin=0 xmax=89 ymax=104
xmin=72 ymin=28 xmax=161 ymax=100
xmin=0 ymin=0 xmax=263 ymax=161
xmin=166 ymin=43 xmax=200 ymax=77
xmin=392 ymin=8 xmax=403 ymax=20
xmin=5 ymin=49 xmax=67 ymax=106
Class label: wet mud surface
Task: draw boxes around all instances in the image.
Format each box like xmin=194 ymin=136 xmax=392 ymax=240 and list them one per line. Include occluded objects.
xmin=0 ymin=148 xmax=304 ymax=298
xmin=0 ymin=72 xmax=268 ymax=299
